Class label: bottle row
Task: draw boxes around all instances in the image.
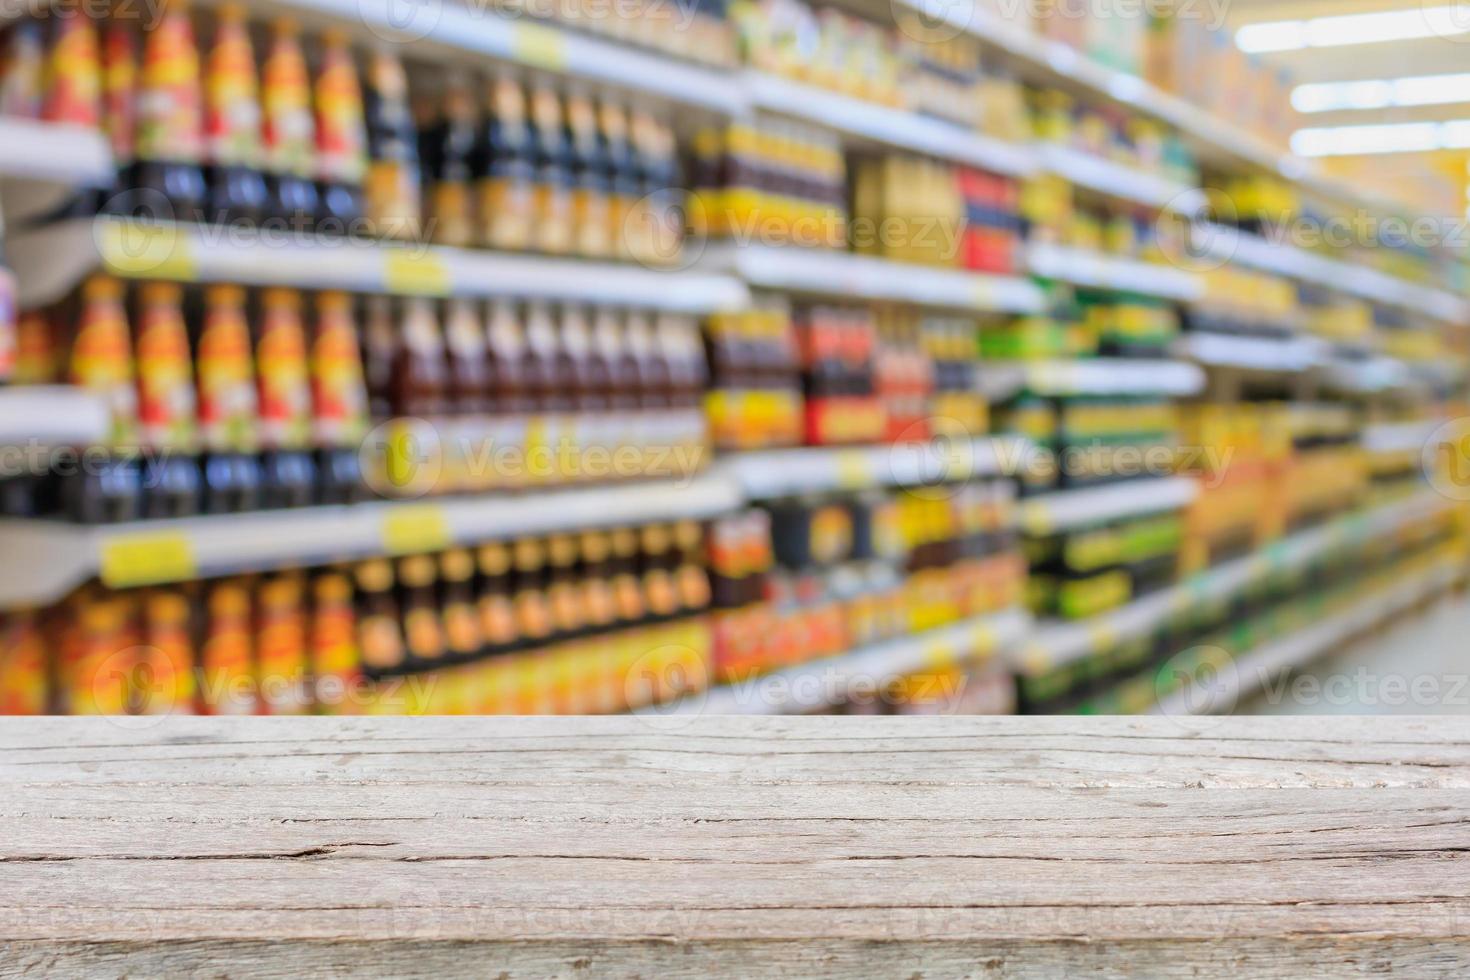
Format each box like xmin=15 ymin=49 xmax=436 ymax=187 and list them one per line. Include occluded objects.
xmin=708 ymin=481 xmax=1021 ymax=680
xmin=1021 ymin=508 xmax=1458 ymax=715
xmin=0 ymin=5 xmax=683 ymax=265
xmin=0 ymin=479 xmax=1028 ymax=715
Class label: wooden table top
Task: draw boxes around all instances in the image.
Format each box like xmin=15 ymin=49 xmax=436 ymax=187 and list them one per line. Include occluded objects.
xmin=3 ymin=716 xmax=1468 ymax=976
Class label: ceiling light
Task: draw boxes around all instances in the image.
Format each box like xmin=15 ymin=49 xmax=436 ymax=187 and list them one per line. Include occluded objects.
xmin=1238 ymin=6 xmax=1470 ymax=54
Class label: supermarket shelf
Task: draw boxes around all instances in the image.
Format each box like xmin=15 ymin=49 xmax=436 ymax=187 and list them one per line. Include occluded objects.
xmin=890 ymin=0 xmax=1413 ymax=220
xmin=1362 ymin=419 xmax=1450 ymax=456
xmin=0 ymin=119 xmax=113 ymax=225
xmin=256 ymin=0 xmax=742 ymax=115
xmin=1193 ymin=224 xmax=1469 ymax=325
xmin=1150 ymin=557 xmax=1462 ymax=718
xmin=0 ymin=386 xmax=110 ymax=449
xmin=1015 ymin=490 xmax=1453 ymax=676
xmin=717 ymin=437 xmax=1025 ymax=500
xmin=1036 ymin=144 xmax=1203 ymax=213
xmin=1019 ymin=477 xmax=1199 ymax=537
xmin=978 ymin=359 xmax=1205 ymax=398
xmin=744 ymin=71 xmax=1036 ymax=178
xmin=684 ymin=607 xmax=1032 ymax=716
xmin=699 ymin=243 xmax=1046 ymax=313
xmin=1321 ymin=355 xmax=1412 ymax=395
xmin=11 ymin=217 xmax=750 ymax=312
xmin=1173 ymin=332 xmax=1326 ymax=373
xmin=0 ymin=473 xmax=742 ymax=608
xmin=1026 ymin=243 xmax=1202 ymax=301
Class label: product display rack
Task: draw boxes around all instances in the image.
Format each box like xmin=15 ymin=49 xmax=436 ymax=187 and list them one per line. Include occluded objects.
xmin=685 ymin=606 xmax=1031 ymax=715
xmin=1014 ymin=491 xmax=1454 ymax=678
xmin=1148 ymin=555 xmax=1464 ymax=719
xmin=0 ymin=473 xmax=745 ymax=607
xmin=0 ymin=0 xmax=1465 ymax=718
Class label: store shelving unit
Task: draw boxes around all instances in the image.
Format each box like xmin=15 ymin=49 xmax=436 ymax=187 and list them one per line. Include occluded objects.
xmin=697 ymin=243 xmax=1046 ymax=312
xmin=1192 ymin=224 xmax=1469 ymax=325
xmin=744 ymin=71 xmax=1037 ymax=178
xmin=1173 ymin=332 xmax=1326 ymax=373
xmin=10 ymin=217 xmax=752 ymax=312
xmin=685 ymin=606 xmax=1031 ymax=715
xmin=0 ymin=119 xmax=113 ymax=225
xmin=715 ymin=437 xmax=1025 ymax=500
xmin=1149 ymin=556 xmax=1463 ymax=718
xmin=1026 ymin=243 xmax=1202 ymax=301
xmin=1035 ymin=144 xmax=1202 ymax=213
xmin=0 ymin=386 xmax=110 ymax=450
xmin=975 ymin=359 xmax=1205 ymax=399
xmin=1015 ymin=490 xmax=1452 ymax=677
xmin=1018 ymin=477 xmax=1199 ymax=537
xmin=0 ymin=473 xmax=742 ymax=607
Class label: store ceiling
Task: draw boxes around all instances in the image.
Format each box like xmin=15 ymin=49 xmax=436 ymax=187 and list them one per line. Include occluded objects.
xmin=1225 ymin=0 xmax=1470 ymax=126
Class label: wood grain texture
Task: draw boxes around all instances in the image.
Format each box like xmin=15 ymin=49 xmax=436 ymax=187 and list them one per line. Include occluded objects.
xmin=2 ymin=716 xmax=1469 ymax=977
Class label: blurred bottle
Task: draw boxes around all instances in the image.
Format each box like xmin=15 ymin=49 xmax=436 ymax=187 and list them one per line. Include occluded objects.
xmin=133 ymin=0 xmax=207 ymax=223
xmin=425 ymin=69 xmax=479 ymax=247
xmin=254 ymin=287 xmax=316 ymax=508
xmin=97 ymin=12 xmax=137 ymax=214
xmin=362 ymin=46 xmax=420 ymax=239
xmin=313 ymin=28 xmax=367 ymax=231
xmin=477 ymin=70 xmax=533 ymax=252
xmin=528 ymin=79 xmax=572 ymax=255
xmin=0 ymin=20 xmax=43 ymax=118
xmin=202 ymin=3 xmax=267 ymax=225
xmin=260 ymin=17 xmax=319 ymax=225
xmin=134 ymin=281 xmax=201 ymax=518
xmin=309 ymin=290 xmax=369 ymax=504
xmin=195 ymin=283 xmax=261 ymax=513
xmin=63 ymin=276 xmax=140 ymax=523
xmin=43 ymin=10 xmax=102 ymax=128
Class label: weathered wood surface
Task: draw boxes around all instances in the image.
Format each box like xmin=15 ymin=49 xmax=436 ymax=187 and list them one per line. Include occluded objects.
xmin=2 ymin=716 xmax=1469 ymax=977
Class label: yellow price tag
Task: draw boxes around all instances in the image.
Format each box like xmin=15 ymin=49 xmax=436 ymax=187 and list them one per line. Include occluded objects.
xmin=383 ymin=249 xmax=451 ymax=296
xmin=513 ymin=22 xmax=567 ymax=71
xmin=1020 ymin=644 xmax=1051 ymax=676
xmin=382 ymin=505 xmax=451 ymax=556
xmin=99 ymin=532 xmax=197 ymax=589
xmin=969 ymin=624 xmax=997 ymax=656
xmin=834 ymin=449 xmax=872 ymax=489
xmin=1087 ymin=621 xmax=1119 ymax=652
xmin=922 ymin=639 xmax=955 ymax=670
xmin=1022 ymin=500 xmax=1051 ymax=535
xmin=98 ymin=220 xmax=198 ymax=281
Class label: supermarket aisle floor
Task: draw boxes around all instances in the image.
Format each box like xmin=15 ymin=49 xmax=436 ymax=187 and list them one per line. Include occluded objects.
xmin=1244 ymin=592 xmax=1470 ymax=716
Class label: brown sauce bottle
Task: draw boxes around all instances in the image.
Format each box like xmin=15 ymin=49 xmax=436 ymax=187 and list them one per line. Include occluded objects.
xmin=485 ymin=298 xmax=531 ymax=416
xmin=439 ymin=548 xmax=482 ymax=660
xmin=475 ymin=542 xmax=519 ymax=653
xmin=390 ymin=297 xmax=450 ymax=419
xmin=577 ymin=530 xmax=618 ymax=632
xmin=545 ymin=534 xmax=584 ymax=638
xmin=640 ymin=524 xmax=680 ymax=620
xmin=511 ymin=537 xmax=554 ymax=646
xmin=354 ymin=559 xmax=405 ymax=674
xmin=398 ymin=554 xmax=446 ymax=666
xmin=609 ymin=526 xmax=646 ymax=627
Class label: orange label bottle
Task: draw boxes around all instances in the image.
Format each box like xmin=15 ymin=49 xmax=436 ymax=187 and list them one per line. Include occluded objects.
xmin=139 ymin=588 xmax=197 ymax=716
xmin=256 ymin=573 xmax=309 ymax=715
xmin=200 ymin=579 xmax=257 ymax=715
xmin=196 ymin=283 xmax=259 ymax=454
xmin=261 ymin=17 xmax=318 ymax=221
xmin=69 ymin=276 xmax=138 ymax=451
xmin=255 ymin=287 xmax=312 ymax=451
xmin=314 ymin=27 xmax=367 ymax=227
xmin=134 ymin=281 xmax=198 ymax=452
xmin=43 ymin=10 xmax=102 ymax=128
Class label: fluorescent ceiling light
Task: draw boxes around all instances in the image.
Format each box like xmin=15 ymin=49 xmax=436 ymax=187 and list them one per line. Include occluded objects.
xmin=1293 ymin=73 xmax=1470 ymax=113
xmin=1238 ymin=6 xmax=1470 ymax=53
xmin=1293 ymin=119 xmax=1470 ymax=156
